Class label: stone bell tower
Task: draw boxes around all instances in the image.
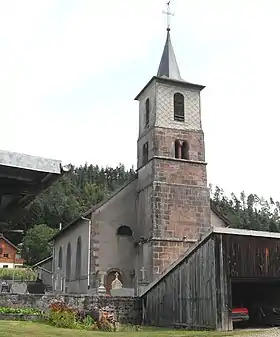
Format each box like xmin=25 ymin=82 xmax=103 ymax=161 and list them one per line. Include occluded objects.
xmin=135 ymin=20 xmax=211 ymax=284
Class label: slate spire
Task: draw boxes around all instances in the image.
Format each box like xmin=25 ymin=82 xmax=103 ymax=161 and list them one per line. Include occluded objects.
xmin=157 ymin=28 xmax=182 ymax=80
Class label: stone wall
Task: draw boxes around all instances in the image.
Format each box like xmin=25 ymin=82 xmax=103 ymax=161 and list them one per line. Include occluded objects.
xmin=154 ymin=128 xmax=205 ymax=161
xmin=0 ymin=294 xmax=141 ymax=324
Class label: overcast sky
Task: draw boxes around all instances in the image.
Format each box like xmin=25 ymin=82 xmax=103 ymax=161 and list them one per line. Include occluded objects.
xmin=0 ymin=0 xmax=279 ymax=201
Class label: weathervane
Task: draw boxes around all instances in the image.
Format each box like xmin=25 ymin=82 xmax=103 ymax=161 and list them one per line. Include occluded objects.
xmin=162 ymin=1 xmax=175 ymax=31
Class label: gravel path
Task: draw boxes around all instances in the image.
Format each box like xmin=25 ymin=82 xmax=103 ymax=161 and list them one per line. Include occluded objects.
xmin=235 ymin=328 xmax=280 ymax=336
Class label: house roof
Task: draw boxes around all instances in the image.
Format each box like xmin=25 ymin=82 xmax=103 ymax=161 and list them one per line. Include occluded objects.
xmin=0 ymin=149 xmax=70 ymax=225
xmin=140 ymin=226 xmax=280 ymax=297
xmin=0 ymin=233 xmax=19 ymax=251
xmin=32 ymin=255 xmax=53 ymax=268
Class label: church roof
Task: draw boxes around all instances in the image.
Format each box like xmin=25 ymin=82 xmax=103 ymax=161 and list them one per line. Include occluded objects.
xmin=134 ymin=76 xmax=205 ymax=101
xmin=157 ymin=29 xmax=182 ymax=80
xmin=50 ymin=175 xmax=138 ymax=241
xmin=134 ymin=29 xmax=205 ymax=100
xmin=32 ymin=255 xmax=53 ymax=268
xmin=210 ymin=200 xmax=231 ymax=227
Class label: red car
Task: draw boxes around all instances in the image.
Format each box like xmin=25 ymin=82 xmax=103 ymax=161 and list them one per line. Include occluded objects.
xmin=231 ymin=307 xmax=249 ymax=323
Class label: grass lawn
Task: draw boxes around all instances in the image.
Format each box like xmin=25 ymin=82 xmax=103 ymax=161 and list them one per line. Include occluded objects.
xmin=0 ymin=321 xmax=265 ymax=337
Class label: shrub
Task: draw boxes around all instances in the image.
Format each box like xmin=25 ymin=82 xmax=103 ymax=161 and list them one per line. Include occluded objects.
xmin=49 ymin=310 xmax=78 ymax=329
xmin=48 ymin=300 xmax=96 ymax=330
xmin=48 ymin=300 xmax=78 ymax=329
xmin=0 ymin=268 xmax=37 ymax=281
xmin=97 ymin=316 xmax=114 ymax=332
xmin=48 ymin=299 xmax=121 ymax=332
xmin=0 ymin=307 xmax=42 ymax=315
xmin=80 ymin=315 xmax=97 ymax=330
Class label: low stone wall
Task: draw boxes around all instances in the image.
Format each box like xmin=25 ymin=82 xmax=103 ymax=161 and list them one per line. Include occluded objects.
xmin=0 ymin=294 xmax=141 ymax=324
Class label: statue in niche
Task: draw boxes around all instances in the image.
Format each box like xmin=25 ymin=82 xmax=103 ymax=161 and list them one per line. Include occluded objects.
xmin=111 ymin=272 xmax=123 ymax=289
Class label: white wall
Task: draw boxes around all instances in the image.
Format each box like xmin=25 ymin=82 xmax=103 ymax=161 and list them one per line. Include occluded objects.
xmin=155 ymin=82 xmax=201 ymax=131
xmin=54 ymin=219 xmax=90 ymax=294
xmin=211 ymin=210 xmax=227 ymax=228
xmin=0 ymin=263 xmax=14 ymax=268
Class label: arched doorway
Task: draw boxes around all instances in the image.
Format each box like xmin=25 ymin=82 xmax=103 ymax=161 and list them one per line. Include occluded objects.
xmin=105 ymin=270 xmax=123 ymax=294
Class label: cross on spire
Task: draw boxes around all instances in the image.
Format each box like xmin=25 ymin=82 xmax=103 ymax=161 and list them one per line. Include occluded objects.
xmin=157 ymin=1 xmax=182 ymax=80
xmin=163 ymin=1 xmax=175 ymax=31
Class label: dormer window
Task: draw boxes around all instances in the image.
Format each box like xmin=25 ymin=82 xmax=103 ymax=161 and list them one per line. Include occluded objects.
xmin=145 ymin=98 xmax=150 ymax=127
xmin=174 ymin=93 xmax=185 ymax=121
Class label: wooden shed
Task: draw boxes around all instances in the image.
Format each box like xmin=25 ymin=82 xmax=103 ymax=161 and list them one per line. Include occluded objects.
xmin=140 ymin=227 xmax=280 ymax=331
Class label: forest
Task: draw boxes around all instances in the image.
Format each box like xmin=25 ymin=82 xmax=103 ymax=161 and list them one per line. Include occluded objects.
xmin=4 ymin=163 xmax=280 ymax=264
xmin=8 ymin=163 xmax=280 ymax=235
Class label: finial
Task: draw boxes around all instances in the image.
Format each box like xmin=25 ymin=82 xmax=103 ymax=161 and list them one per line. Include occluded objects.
xmin=163 ymin=1 xmax=175 ymax=31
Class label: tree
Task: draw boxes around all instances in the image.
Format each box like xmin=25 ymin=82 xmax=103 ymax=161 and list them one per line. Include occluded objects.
xmin=21 ymin=224 xmax=58 ymax=266
xmin=4 ymin=163 xmax=136 ymax=243
xmin=210 ymin=186 xmax=280 ymax=232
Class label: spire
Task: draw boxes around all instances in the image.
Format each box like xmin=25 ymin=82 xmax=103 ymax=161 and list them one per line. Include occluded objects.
xmin=157 ymin=1 xmax=182 ymax=80
xmin=157 ymin=29 xmax=182 ymax=80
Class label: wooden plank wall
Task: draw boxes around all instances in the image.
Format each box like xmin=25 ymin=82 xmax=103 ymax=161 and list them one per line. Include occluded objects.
xmin=142 ymin=236 xmax=218 ymax=329
xmin=215 ymin=234 xmax=232 ymax=331
xmin=223 ymin=235 xmax=280 ymax=278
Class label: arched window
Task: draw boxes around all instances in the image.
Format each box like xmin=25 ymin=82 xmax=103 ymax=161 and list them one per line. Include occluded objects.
xmin=175 ymin=140 xmax=181 ymax=159
xmin=117 ymin=226 xmax=133 ymax=237
xmin=142 ymin=142 xmax=148 ymax=165
xmin=145 ymin=98 xmax=150 ymax=127
xmin=182 ymin=141 xmax=189 ymax=160
xmin=75 ymin=237 xmax=82 ymax=280
xmin=174 ymin=93 xmax=185 ymax=121
xmin=58 ymin=247 xmax=62 ymax=269
xmin=174 ymin=140 xmax=189 ymax=160
xmin=66 ymin=243 xmax=71 ymax=281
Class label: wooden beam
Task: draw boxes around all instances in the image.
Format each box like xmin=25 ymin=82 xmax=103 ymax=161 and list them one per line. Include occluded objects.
xmin=0 ymin=182 xmax=39 ymax=195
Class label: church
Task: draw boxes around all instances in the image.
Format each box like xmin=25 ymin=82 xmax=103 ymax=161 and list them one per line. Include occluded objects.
xmin=50 ymin=26 xmax=229 ymax=295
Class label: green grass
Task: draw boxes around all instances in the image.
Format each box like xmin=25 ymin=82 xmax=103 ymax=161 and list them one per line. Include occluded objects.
xmin=0 ymin=321 xmax=265 ymax=337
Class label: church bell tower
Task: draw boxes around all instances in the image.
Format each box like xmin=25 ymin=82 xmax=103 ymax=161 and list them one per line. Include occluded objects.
xmin=135 ymin=8 xmax=211 ymax=284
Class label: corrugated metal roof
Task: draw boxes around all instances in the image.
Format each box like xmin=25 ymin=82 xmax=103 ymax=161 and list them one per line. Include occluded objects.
xmin=213 ymin=226 xmax=280 ymax=239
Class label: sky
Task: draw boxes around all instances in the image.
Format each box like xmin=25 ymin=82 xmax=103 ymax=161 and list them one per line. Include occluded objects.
xmin=0 ymin=0 xmax=280 ymax=201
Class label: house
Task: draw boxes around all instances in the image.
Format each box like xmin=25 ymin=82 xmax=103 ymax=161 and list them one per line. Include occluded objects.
xmin=0 ymin=234 xmax=24 ymax=269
